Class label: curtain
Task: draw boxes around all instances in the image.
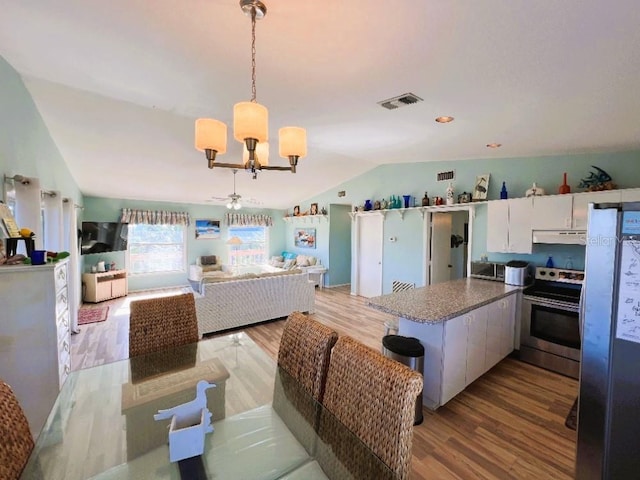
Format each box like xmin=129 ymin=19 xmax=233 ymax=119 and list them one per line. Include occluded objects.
xmin=14 ymin=177 xmax=43 ymax=251
xmin=225 ymin=213 xmax=273 ymax=227
xmin=42 ymin=191 xmax=64 ymax=252
xmin=120 ymin=209 xmax=191 ymax=225
xmin=63 ymin=199 xmax=81 ymax=333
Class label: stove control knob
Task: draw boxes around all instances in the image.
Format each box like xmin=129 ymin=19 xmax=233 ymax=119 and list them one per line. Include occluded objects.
xmin=539 ymin=270 xmax=547 ymax=276
xmin=549 ymin=271 xmax=556 ymax=277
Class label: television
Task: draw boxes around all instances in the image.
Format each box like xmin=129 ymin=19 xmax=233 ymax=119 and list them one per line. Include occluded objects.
xmin=81 ymin=222 xmax=128 ymax=255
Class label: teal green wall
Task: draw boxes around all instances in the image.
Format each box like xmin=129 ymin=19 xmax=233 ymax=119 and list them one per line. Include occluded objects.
xmin=328 ymin=204 xmax=351 ymax=285
xmin=0 ymin=56 xmax=82 ymax=205
xmin=302 ymin=152 xmax=639 ymax=293
xmin=83 ymin=196 xmax=286 ymax=291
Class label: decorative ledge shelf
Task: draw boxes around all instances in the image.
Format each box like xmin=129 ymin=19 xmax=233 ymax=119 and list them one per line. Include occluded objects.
xmin=283 ymin=215 xmax=328 ymax=224
xmin=348 ymin=202 xmax=485 ymax=221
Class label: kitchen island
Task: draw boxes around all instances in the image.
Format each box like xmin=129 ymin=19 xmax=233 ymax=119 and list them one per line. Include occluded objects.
xmin=369 ymin=278 xmax=520 ymax=409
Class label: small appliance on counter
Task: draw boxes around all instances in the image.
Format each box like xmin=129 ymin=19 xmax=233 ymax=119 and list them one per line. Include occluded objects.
xmin=469 ymin=261 xmax=505 ymax=282
xmin=504 ymin=260 xmax=533 ymax=286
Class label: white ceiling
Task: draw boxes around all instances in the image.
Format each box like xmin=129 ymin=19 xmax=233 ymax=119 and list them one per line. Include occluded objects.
xmin=1 ymin=0 xmax=639 ymax=209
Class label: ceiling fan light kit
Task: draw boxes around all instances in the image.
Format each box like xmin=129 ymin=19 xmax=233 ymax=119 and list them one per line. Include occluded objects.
xmin=195 ymin=0 xmax=306 ymax=179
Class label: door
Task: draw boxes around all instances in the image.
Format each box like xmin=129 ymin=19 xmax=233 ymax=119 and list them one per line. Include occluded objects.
xmin=430 ymin=213 xmax=452 ymax=284
xmin=356 ymin=214 xmax=383 ymax=297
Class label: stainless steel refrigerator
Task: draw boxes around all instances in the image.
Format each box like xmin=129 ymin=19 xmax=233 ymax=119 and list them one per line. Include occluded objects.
xmin=577 ymin=201 xmax=640 ymax=479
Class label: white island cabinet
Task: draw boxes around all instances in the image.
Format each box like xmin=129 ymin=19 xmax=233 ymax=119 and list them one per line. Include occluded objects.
xmin=399 ymin=293 xmax=518 ymax=409
xmin=0 ymin=259 xmax=71 ymax=436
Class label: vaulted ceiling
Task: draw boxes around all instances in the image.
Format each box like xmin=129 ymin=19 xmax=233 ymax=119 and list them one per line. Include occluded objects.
xmin=1 ymin=1 xmax=639 ymax=209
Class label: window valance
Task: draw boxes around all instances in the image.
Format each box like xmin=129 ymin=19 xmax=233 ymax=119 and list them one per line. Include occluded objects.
xmin=225 ymin=213 xmax=273 ymax=227
xmin=120 ymin=208 xmax=191 ymax=226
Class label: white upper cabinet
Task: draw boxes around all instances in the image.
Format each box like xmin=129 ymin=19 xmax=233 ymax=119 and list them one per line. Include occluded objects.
xmin=532 ymin=195 xmax=573 ymax=230
xmin=487 ymin=198 xmax=533 ymax=254
xmin=572 ymin=190 xmax=622 ymax=229
xmin=621 ymin=188 xmax=640 ymax=203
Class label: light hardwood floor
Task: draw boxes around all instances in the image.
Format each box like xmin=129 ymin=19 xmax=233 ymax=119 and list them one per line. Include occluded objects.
xmin=71 ymin=285 xmax=578 ymax=479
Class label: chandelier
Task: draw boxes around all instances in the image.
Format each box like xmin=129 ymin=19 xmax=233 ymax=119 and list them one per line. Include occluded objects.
xmin=195 ymin=0 xmax=307 ymax=179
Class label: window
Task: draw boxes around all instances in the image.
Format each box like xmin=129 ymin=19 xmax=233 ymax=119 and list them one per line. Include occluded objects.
xmin=128 ymin=224 xmax=186 ymax=274
xmin=228 ymin=226 xmax=268 ymax=266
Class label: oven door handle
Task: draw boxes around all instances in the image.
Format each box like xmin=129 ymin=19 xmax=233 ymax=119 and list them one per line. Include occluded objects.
xmin=523 ymin=295 xmax=580 ymax=313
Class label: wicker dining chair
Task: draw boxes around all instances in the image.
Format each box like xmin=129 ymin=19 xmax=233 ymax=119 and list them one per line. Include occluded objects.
xmin=277 ymin=311 xmax=339 ymax=402
xmin=0 ymin=380 xmax=34 ymax=480
xmin=317 ymin=336 xmax=423 ymax=480
xmin=273 ymin=312 xmax=338 ymax=454
xmin=129 ymin=293 xmax=200 ymax=358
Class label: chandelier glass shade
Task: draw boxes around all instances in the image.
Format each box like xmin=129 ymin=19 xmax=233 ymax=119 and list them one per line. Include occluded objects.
xmin=195 ymin=0 xmax=306 ymax=178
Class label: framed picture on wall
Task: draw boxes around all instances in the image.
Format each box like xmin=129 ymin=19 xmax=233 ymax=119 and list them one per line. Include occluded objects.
xmin=195 ymin=219 xmax=220 ymax=240
xmin=294 ymin=228 xmax=316 ymax=249
xmin=472 ymin=174 xmax=490 ymax=201
xmin=310 ymin=203 xmax=318 ymax=215
xmin=293 ymin=205 xmax=300 ymax=216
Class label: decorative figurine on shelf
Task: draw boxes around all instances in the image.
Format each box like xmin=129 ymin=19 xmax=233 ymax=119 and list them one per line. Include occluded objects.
xmin=421 ymin=192 xmax=430 ymax=207
xmin=525 ymin=182 xmax=546 ymax=197
xmin=446 ymin=182 xmax=455 ymax=205
xmin=364 ymin=199 xmax=373 ymax=211
xmin=579 ymin=165 xmax=616 ymax=191
xmin=458 ymin=192 xmax=471 ymax=203
xmin=500 ymin=182 xmax=508 ymax=199
xmin=154 ymin=380 xmax=217 ymax=463
xmin=374 ymin=200 xmax=381 ymax=210
xmin=559 ymin=172 xmax=571 ymax=194
xmin=320 ymin=206 xmax=327 ymax=215
xmin=380 ymin=198 xmax=388 ymax=210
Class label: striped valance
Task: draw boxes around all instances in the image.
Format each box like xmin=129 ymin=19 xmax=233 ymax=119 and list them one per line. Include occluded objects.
xmin=225 ymin=212 xmax=273 ymax=227
xmin=120 ymin=208 xmax=191 ymax=226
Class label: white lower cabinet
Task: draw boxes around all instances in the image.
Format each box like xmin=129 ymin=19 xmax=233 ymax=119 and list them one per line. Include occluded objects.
xmin=402 ymin=293 xmax=518 ymax=409
xmin=0 ymin=260 xmax=71 ymax=436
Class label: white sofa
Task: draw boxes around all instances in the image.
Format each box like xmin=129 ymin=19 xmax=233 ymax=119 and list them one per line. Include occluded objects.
xmin=194 ymin=270 xmax=315 ymax=336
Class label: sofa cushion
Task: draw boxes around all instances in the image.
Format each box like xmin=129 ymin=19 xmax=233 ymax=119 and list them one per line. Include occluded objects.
xmin=282 ymin=251 xmax=297 ymax=260
xmin=283 ymin=259 xmax=297 ymax=270
xmin=202 ymin=264 xmax=223 ymax=273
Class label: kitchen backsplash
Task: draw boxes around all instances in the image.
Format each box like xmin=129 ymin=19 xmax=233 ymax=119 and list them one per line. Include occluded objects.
xmin=484 ymin=244 xmax=586 ymax=270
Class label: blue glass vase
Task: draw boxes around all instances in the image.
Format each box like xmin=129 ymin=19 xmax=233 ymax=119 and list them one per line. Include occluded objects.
xmin=403 ymin=195 xmax=411 ymax=208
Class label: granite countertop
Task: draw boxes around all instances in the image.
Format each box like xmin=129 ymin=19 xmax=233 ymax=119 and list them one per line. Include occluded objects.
xmin=368 ymin=278 xmax=520 ymax=324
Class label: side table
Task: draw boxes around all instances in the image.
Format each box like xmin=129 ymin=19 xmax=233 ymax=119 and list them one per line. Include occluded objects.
xmin=306 ymin=266 xmax=327 ymax=289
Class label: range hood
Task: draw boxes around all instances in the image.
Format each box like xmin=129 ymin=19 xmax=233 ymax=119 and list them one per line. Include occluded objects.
xmin=532 ymin=230 xmax=586 ymax=245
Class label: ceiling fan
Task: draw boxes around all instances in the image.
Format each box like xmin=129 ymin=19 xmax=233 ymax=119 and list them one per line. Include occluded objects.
xmin=207 ymin=170 xmax=261 ymax=209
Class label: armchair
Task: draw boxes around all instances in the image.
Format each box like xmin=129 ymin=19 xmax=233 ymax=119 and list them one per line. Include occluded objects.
xmin=189 ymin=255 xmax=224 ymax=282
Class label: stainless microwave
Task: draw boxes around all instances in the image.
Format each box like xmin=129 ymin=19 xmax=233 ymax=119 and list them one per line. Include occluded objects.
xmin=470 ymin=261 xmax=505 ymax=282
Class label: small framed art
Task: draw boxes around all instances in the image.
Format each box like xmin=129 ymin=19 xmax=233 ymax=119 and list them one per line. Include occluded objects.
xmin=472 ymin=174 xmax=490 ymax=201
xmin=310 ymin=203 xmax=318 ymax=215
xmin=293 ymin=206 xmax=300 ymax=216
xmin=195 ymin=219 xmax=221 ymax=240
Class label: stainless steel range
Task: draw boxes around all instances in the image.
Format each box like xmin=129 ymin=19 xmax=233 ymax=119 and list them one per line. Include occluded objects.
xmin=519 ymin=267 xmax=584 ymax=379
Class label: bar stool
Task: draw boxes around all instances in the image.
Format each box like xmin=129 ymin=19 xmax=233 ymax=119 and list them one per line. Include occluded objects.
xmin=383 ymin=318 xmax=399 ymax=336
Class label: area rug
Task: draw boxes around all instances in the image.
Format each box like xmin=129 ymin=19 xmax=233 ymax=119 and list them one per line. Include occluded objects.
xmin=78 ymin=306 xmax=110 ymax=325
xmin=565 ymin=397 xmax=578 ymax=431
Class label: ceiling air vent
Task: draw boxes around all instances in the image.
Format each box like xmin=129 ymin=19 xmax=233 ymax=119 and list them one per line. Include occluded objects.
xmin=437 ymin=170 xmax=456 ymax=182
xmin=378 ymin=93 xmax=423 ymax=110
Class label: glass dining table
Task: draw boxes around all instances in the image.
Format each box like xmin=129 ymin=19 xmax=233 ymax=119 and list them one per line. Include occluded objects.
xmin=21 ymin=332 xmax=395 ymax=480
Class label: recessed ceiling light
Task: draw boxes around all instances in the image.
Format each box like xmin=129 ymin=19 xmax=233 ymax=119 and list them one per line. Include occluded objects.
xmin=486 ymin=143 xmax=502 ymax=148
xmin=435 ymin=116 xmax=454 ymax=123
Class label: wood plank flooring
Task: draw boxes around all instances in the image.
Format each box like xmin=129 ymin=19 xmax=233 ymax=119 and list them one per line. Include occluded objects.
xmin=71 ymin=285 xmax=578 ymax=479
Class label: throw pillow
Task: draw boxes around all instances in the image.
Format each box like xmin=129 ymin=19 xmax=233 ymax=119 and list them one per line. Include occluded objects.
xmin=297 ymin=257 xmax=310 ymax=267
xmin=283 ymin=259 xmax=296 ymax=270
xmin=200 ymin=255 xmax=217 ymax=265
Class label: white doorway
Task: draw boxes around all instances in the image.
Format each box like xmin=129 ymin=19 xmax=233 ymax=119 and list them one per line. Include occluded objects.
xmin=430 ymin=213 xmax=453 ymax=284
xmin=354 ymin=214 xmax=383 ymax=297
xmin=427 ymin=208 xmax=471 ymax=285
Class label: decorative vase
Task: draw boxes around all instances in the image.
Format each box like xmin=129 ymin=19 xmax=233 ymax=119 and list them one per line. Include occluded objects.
xmin=500 ymin=181 xmax=508 ymax=199
xmin=526 ymin=182 xmax=546 ymax=197
xmin=364 ymin=199 xmax=372 ymax=211
xmin=421 ymin=192 xmax=430 ymax=206
xmin=446 ymin=182 xmax=454 ymax=205
xmin=381 ymin=198 xmax=388 ymax=209
xmin=559 ymin=172 xmax=571 ymax=194
xmin=402 ymin=195 xmax=411 ymax=208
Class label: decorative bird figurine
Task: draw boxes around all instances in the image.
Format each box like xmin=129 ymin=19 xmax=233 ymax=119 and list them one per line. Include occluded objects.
xmin=154 ymin=380 xmax=217 ymax=434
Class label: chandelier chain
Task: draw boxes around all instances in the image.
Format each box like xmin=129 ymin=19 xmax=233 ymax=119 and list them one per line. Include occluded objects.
xmin=251 ymin=7 xmax=257 ymax=103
